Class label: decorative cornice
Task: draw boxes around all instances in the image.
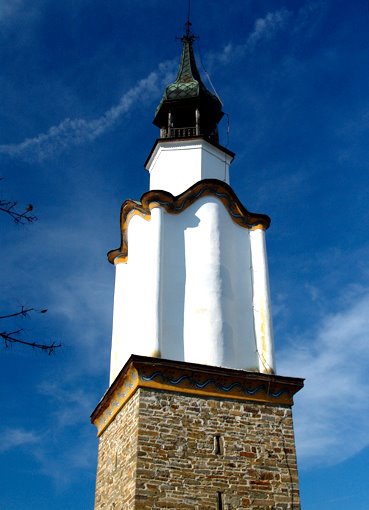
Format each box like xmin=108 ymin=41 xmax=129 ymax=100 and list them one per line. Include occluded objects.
xmin=108 ymin=179 xmax=271 ymax=264
xmin=91 ymin=355 xmax=304 ymax=437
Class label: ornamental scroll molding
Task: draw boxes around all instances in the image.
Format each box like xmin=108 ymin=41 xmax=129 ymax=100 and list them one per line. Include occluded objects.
xmin=107 ymin=178 xmax=271 ymax=264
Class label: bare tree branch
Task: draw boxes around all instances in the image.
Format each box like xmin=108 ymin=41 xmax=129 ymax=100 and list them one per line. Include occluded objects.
xmin=0 ymin=307 xmax=60 ymax=354
xmin=1 ymin=180 xmax=59 ymax=355
xmin=0 ymin=329 xmax=61 ymax=355
xmin=0 ymin=199 xmax=37 ymax=224
xmin=0 ymin=306 xmax=48 ymax=320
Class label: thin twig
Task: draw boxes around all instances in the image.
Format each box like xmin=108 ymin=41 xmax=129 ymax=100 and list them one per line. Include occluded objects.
xmin=0 ymin=306 xmax=47 ymax=320
xmin=0 ymin=200 xmax=37 ymax=224
xmin=0 ymin=330 xmax=61 ymax=355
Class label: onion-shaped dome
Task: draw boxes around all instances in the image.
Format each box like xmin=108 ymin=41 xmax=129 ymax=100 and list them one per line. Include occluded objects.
xmin=153 ymin=26 xmax=224 ymax=144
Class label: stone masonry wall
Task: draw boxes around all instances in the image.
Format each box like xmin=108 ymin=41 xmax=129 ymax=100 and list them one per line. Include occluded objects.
xmin=94 ymin=390 xmax=140 ymax=510
xmin=94 ymin=388 xmax=300 ymax=510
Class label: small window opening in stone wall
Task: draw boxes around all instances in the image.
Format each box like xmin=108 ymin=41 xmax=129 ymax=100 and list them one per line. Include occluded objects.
xmin=213 ymin=434 xmax=224 ymax=455
xmin=217 ymin=491 xmax=224 ymax=510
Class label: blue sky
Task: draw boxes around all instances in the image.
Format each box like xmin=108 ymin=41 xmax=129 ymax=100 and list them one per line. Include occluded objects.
xmin=1 ymin=0 xmax=369 ymax=508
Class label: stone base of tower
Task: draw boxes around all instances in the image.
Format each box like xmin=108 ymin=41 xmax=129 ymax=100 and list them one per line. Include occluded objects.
xmin=91 ymin=356 xmax=304 ymax=510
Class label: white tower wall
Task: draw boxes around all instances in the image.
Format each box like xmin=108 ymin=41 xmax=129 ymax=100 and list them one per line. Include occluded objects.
xmin=109 ymin=194 xmax=274 ymax=384
xmin=250 ymin=228 xmax=276 ymax=373
xmin=146 ymin=139 xmax=233 ymax=196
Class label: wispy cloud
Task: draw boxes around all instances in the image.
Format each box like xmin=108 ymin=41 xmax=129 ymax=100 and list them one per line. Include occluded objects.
xmin=1 ymin=381 xmax=100 ymax=486
xmin=254 ymin=168 xmax=310 ymax=210
xmin=0 ymin=0 xmax=24 ymax=22
xmin=0 ymin=61 xmax=175 ymax=161
xmin=39 ymin=381 xmax=96 ymax=427
xmin=31 ymin=427 xmax=97 ymax=488
xmin=279 ymin=289 xmax=369 ymax=467
xmin=0 ymin=3 xmax=324 ymax=163
xmin=0 ymin=427 xmax=41 ymax=452
xmin=293 ymin=1 xmax=328 ymax=37
xmin=213 ymin=2 xmax=326 ymax=65
xmin=248 ymin=9 xmax=291 ymax=47
xmin=214 ymin=8 xmax=290 ymax=65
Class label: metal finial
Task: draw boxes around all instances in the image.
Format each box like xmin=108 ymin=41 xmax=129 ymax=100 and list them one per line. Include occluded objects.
xmin=184 ymin=0 xmax=192 ymax=39
xmin=184 ymin=19 xmax=192 ymax=38
xmin=182 ymin=0 xmax=196 ymax=42
xmin=187 ymin=0 xmax=191 ymax=27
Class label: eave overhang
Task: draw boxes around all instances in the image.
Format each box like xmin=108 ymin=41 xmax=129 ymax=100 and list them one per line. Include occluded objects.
xmin=91 ymin=355 xmax=304 ymax=437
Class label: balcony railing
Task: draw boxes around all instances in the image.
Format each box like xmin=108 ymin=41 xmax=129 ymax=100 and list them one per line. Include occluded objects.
xmin=160 ymin=126 xmax=200 ymax=139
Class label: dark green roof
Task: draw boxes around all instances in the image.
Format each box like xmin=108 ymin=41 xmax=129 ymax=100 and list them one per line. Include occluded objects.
xmin=164 ymin=36 xmax=218 ymax=102
xmin=153 ymin=34 xmax=223 ymax=128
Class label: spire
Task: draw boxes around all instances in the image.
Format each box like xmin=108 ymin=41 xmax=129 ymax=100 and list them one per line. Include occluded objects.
xmin=153 ymin=23 xmax=224 ymax=144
